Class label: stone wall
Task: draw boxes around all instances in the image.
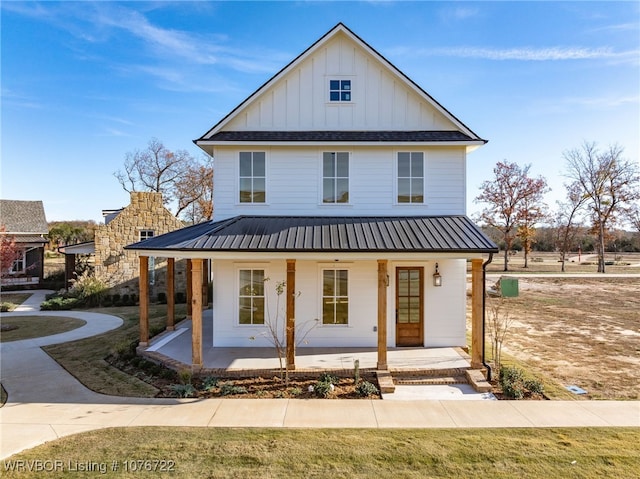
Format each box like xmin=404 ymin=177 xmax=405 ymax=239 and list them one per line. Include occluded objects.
xmin=94 ymin=191 xmax=187 ymax=297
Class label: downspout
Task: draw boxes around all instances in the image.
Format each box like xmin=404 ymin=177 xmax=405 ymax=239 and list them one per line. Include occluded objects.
xmin=482 ymin=253 xmax=494 ymax=381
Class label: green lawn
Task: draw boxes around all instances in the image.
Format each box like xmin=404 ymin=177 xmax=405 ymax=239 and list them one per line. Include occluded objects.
xmin=0 ymin=316 xmax=86 ymax=342
xmin=42 ymin=305 xmax=186 ymax=397
xmin=2 ymin=427 xmax=638 ymax=478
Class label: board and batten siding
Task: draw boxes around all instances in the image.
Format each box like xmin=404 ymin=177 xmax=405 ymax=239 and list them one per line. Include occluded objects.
xmin=212 ymin=146 xmax=466 ymax=220
xmin=224 ymin=33 xmax=453 ymax=132
xmin=210 ymin=259 xmax=466 ymax=349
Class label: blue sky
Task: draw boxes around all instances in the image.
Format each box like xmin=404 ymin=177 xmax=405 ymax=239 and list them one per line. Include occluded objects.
xmin=2 ymin=1 xmax=638 ymax=222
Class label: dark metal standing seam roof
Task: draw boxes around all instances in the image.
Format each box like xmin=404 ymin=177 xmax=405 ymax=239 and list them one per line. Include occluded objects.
xmin=125 ymin=216 xmax=498 ymax=254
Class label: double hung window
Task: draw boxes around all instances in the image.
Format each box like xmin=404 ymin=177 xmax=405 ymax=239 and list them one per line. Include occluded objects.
xmin=239 ymin=152 xmax=266 ymax=203
xmin=397 ymin=152 xmax=424 ymax=203
xmin=322 ymin=269 xmax=348 ymax=325
xmin=322 ymin=152 xmax=349 ymax=203
xmin=238 ymin=269 xmax=265 ymax=325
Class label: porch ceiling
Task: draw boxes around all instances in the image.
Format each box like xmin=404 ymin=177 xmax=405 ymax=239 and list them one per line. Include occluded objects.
xmin=125 ymin=215 xmax=498 ymax=255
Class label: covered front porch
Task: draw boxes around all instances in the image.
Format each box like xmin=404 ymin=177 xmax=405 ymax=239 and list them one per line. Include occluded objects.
xmin=140 ymin=313 xmax=473 ymax=373
xmin=126 ymin=215 xmax=498 ymax=386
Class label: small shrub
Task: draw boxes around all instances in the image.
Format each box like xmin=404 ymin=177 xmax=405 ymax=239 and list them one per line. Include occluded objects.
xmin=40 ymin=296 xmax=80 ymax=310
xmin=356 ymin=380 xmax=379 ymax=398
xmin=175 ymin=292 xmax=186 ymax=304
xmin=178 ymin=368 xmax=193 ymax=385
xmin=0 ymin=303 xmax=10 ymax=313
xmin=499 ymin=365 xmax=530 ymax=399
xmin=219 ymin=382 xmax=248 ymax=396
xmin=122 ymin=294 xmax=131 ymax=305
xmin=314 ymin=379 xmax=334 ymax=398
xmin=319 ymin=372 xmax=339 ymax=385
xmin=525 ymin=378 xmax=545 ymax=395
xmin=157 ymin=292 xmax=167 ymax=304
xmin=288 ymin=387 xmax=302 ymax=396
xmin=169 ymin=384 xmax=197 ymax=398
xmin=202 ymin=376 xmax=219 ymax=391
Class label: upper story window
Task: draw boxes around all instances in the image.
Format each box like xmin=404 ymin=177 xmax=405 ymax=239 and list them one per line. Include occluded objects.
xmin=239 ymin=152 xmax=266 ymax=203
xmin=397 ymin=152 xmax=424 ymax=204
xmin=139 ymin=230 xmax=154 ymax=241
xmin=322 ymin=152 xmax=349 ymax=203
xmin=329 ymin=79 xmax=351 ymax=102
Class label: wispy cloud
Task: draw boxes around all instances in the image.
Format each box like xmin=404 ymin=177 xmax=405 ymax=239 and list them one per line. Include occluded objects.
xmin=390 ymin=45 xmax=638 ymax=62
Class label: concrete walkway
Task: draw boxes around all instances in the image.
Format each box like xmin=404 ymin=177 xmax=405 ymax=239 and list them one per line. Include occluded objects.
xmin=1 ymin=301 xmax=639 ymax=460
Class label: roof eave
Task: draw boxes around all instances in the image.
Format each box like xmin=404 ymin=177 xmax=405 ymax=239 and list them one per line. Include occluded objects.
xmin=196 ymin=139 xmax=487 ymax=148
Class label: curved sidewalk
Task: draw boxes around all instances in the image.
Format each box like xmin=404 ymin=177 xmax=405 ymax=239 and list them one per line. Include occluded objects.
xmin=1 ymin=309 xmax=639 ymax=460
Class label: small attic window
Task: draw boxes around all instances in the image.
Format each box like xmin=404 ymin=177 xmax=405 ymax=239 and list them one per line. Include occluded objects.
xmin=329 ymin=79 xmax=351 ymax=102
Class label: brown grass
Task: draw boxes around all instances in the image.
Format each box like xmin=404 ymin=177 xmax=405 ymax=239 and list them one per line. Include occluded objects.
xmin=470 ymin=276 xmax=640 ymax=400
xmin=1 ymin=315 xmax=86 ymax=342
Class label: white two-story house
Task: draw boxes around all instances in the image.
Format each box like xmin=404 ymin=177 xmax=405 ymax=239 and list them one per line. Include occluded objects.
xmin=127 ymin=23 xmax=498 ymax=373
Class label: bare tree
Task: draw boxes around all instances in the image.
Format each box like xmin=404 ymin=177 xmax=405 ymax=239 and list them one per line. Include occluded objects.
xmin=554 ymin=181 xmax=587 ymax=272
xmin=175 ymin=155 xmax=214 ymax=223
xmin=475 ymin=161 xmax=549 ymax=271
xmin=564 ymin=142 xmax=640 ymax=273
xmin=486 ymin=296 xmax=514 ymax=373
xmin=114 ymin=138 xmax=213 ymax=221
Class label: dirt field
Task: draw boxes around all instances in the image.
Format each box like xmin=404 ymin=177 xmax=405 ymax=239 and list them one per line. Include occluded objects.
xmin=473 ymin=276 xmax=640 ymax=400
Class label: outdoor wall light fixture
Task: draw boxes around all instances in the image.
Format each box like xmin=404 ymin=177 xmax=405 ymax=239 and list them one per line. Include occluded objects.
xmin=433 ymin=263 xmax=442 ymax=287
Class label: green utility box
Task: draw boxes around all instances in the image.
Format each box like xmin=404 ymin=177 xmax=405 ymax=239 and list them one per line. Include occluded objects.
xmin=500 ymin=277 xmax=519 ymax=297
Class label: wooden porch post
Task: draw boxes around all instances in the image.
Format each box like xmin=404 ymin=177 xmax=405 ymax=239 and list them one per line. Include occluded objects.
xmin=377 ymin=260 xmax=388 ymax=370
xmin=286 ymin=259 xmax=296 ymax=370
xmin=139 ymin=255 xmax=149 ymax=346
xmin=471 ymin=258 xmax=484 ymax=369
xmin=64 ymin=253 xmax=76 ymax=290
xmin=202 ymin=259 xmax=209 ymax=307
xmin=166 ymin=257 xmax=175 ymax=331
xmin=186 ymin=259 xmax=192 ymax=318
xmin=191 ymin=258 xmax=203 ymax=369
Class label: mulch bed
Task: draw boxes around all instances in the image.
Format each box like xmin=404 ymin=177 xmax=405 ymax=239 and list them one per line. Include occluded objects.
xmin=106 ymin=353 xmax=380 ymax=399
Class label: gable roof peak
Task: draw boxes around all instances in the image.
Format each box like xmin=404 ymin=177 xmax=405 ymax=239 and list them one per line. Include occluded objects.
xmin=196 ymin=22 xmax=484 ymax=146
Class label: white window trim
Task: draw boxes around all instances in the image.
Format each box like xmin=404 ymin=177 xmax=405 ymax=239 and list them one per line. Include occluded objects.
xmin=236 ymin=151 xmax=269 ymax=205
xmin=139 ymin=229 xmax=155 ymax=241
xmin=10 ymin=250 xmax=26 ymax=274
xmin=326 ymin=76 xmax=355 ymax=104
xmin=318 ymin=150 xmax=352 ymax=206
xmin=235 ymin=265 xmax=269 ymax=328
xmin=394 ymin=150 xmax=427 ymax=206
xmin=318 ymin=265 xmax=351 ymax=327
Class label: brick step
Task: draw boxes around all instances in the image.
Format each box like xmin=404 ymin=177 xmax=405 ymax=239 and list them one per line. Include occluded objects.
xmin=394 ymin=375 xmax=468 ymax=386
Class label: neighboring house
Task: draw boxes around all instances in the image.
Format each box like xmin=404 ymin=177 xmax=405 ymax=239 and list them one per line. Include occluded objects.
xmin=62 ymin=192 xmax=187 ymax=296
xmin=127 ymin=23 xmax=498 ymax=372
xmin=0 ymin=199 xmax=48 ymax=287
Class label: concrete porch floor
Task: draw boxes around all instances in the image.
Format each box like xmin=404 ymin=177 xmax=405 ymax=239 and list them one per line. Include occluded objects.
xmin=143 ymin=311 xmax=472 ymax=373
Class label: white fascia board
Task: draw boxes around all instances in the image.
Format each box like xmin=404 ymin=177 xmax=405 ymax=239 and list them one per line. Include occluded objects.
xmin=196 ymin=140 xmax=486 ymax=148
xmin=128 ymin=250 xmax=485 ymax=261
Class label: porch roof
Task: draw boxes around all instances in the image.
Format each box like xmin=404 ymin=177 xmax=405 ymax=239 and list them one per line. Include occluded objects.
xmin=125 ymin=215 xmax=498 ymax=254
